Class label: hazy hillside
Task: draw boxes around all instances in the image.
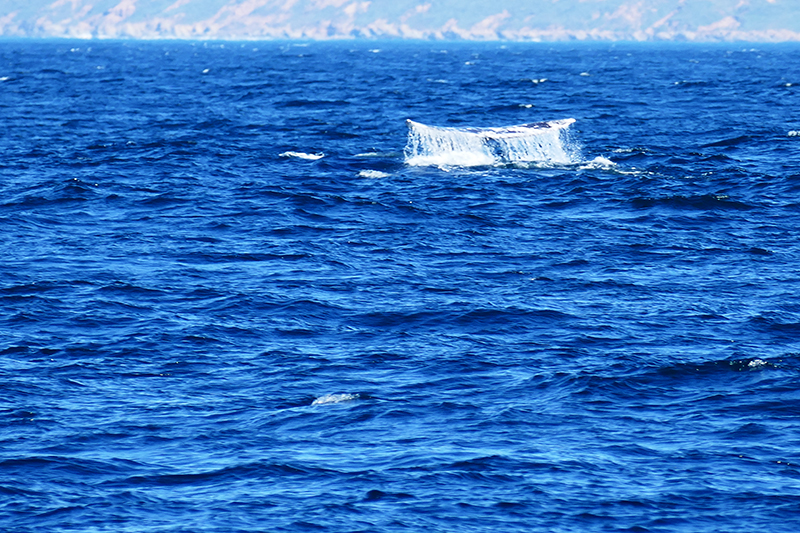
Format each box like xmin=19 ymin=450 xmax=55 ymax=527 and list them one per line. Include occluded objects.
xmin=1 ymin=0 xmax=799 ymax=41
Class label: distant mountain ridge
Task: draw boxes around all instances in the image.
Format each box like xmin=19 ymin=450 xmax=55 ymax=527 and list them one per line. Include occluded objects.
xmin=1 ymin=0 xmax=799 ymax=41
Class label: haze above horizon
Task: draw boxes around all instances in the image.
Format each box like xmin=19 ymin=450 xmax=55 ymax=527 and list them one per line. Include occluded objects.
xmin=1 ymin=0 xmax=799 ymax=42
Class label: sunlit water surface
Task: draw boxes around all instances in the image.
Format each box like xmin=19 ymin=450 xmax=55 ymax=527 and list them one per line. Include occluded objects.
xmin=2 ymin=41 xmax=800 ymax=532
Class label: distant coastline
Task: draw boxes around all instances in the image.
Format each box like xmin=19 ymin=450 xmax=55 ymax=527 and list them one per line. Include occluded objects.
xmin=2 ymin=0 xmax=800 ymax=43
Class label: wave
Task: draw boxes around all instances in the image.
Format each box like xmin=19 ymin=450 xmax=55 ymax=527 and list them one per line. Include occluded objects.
xmin=279 ymin=151 xmax=324 ymax=160
xmin=630 ymin=194 xmax=755 ymax=211
xmin=404 ymin=118 xmax=578 ymax=167
xmin=357 ymin=169 xmax=390 ymax=178
xmin=311 ymin=393 xmax=359 ymax=406
xmin=701 ymin=135 xmax=753 ymax=148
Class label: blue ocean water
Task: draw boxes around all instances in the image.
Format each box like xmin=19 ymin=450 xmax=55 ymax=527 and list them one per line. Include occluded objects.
xmin=2 ymin=39 xmax=800 ymax=532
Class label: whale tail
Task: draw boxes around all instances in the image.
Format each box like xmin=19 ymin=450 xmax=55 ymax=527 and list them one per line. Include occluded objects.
xmin=404 ymin=119 xmax=578 ymax=167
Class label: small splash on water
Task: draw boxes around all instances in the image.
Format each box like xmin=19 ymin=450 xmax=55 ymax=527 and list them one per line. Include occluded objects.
xmin=580 ymin=156 xmax=616 ymax=169
xmin=788 ymin=131 xmax=800 ymax=137
xmin=358 ymin=170 xmax=390 ymax=178
xmin=747 ymin=359 xmax=768 ymax=369
xmin=280 ymin=151 xmax=325 ymax=160
xmin=404 ymin=119 xmax=578 ymax=168
xmin=311 ymin=393 xmax=359 ymax=406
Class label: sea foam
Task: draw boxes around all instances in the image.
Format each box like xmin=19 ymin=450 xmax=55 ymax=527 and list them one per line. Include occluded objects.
xmin=311 ymin=393 xmax=359 ymax=406
xmin=358 ymin=170 xmax=390 ymax=178
xmin=279 ymin=151 xmax=324 ymax=160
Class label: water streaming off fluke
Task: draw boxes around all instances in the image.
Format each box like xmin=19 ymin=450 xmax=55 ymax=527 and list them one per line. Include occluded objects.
xmin=404 ymin=118 xmax=578 ymax=167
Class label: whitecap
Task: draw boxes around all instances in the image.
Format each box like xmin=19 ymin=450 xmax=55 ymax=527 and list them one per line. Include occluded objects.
xmin=311 ymin=393 xmax=359 ymax=406
xmin=358 ymin=170 xmax=390 ymax=178
xmin=579 ymin=156 xmax=616 ymax=169
xmin=0 ymin=76 xmax=9 ymax=82
xmin=748 ymin=359 xmax=768 ymax=369
xmin=279 ymin=151 xmax=324 ymax=160
xmin=788 ymin=131 xmax=800 ymax=137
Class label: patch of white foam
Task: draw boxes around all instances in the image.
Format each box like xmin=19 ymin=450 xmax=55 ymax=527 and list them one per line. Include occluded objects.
xmin=358 ymin=170 xmax=390 ymax=178
xmin=279 ymin=151 xmax=324 ymax=160
xmin=311 ymin=393 xmax=359 ymax=406
xmin=404 ymin=119 xmax=578 ymax=167
xmin=788 ymin=131 xmax=800 ymax=137
xmin=748 ymin=359 xmax=768 ymax=369
xmin=580 ymin=156 xmax=616 ymax=169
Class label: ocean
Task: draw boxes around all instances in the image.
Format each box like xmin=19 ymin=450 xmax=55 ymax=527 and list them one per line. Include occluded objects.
xmin=1 ymin=39 xmax=800 ymax=532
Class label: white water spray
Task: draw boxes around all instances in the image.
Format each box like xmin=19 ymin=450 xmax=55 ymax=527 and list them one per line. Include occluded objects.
xmin=404 ymin=118 xmax=578 ymax=167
